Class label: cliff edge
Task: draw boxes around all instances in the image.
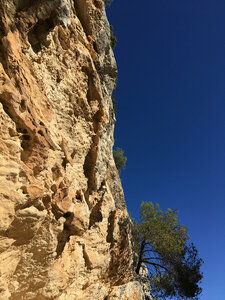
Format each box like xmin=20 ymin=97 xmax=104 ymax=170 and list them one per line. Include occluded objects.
xmin=0 ymin=0 xmax=151 ymax=299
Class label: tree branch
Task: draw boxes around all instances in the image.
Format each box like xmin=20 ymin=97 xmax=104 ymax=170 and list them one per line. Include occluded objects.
xmin=136 ymin=240 xmax=146 ymax=274
xmin=143 ymin=249 xmax=155 ymax=254
xmin=144 ymin=257 xmax=162 ymax=261
xmin=141 ymin=260 xmax=170 ymax=272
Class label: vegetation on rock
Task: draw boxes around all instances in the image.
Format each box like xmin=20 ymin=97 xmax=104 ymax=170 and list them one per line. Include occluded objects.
xmin=112 ymin=95 xmax=117 ymax=115
xmin=132 ymin=202 xmax=203 ymax=299
xmin=110 ymin=25 xmax=117 ymax=49
xmin=113 ymin=147 xmax=127 ymax=174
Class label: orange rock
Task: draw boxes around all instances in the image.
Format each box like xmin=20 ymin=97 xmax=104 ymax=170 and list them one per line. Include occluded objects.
xmin=0 ymin=1 xmax=152 ymax=299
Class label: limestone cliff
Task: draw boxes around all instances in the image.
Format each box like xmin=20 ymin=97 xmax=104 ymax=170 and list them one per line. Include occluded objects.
xmin=0 ymin=1 xmax=151 ymax=299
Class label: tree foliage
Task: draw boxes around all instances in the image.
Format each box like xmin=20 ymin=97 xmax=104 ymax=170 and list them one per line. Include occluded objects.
xmin=113 ymin=147 xmax=127 ymax=173
xmin=112 ymin=95 xmax=117 ymax=115
xmin=132 ymin=202 xmax=203 ymax=299
xmin=110 ymin=25 xmax=117 ymax=49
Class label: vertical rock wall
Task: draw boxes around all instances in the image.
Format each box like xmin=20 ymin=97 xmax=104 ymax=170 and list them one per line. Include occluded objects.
xmin=0 ymin=0 xmax=151 ymax=299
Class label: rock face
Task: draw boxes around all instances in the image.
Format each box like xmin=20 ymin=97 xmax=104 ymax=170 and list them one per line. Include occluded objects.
xmin=0 ymin=0 xmax=152 ymax=299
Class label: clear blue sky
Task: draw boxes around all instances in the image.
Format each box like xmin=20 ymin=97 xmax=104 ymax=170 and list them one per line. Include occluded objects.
xmin=106 ymin=1 xmax=225 ymax=299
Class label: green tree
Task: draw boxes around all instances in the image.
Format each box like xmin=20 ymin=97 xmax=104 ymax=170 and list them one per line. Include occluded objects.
xmin=112 ymin=95 xmax=117 ymax=115
xmin=113 ymin=147 xmax=127 ymax=173
xmin=132 ymin=202 xmax=203 ymax=299
xmin=110 ymin=25 xmax=117 ymax=49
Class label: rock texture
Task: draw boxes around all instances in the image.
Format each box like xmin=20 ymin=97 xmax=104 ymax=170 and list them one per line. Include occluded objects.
xmin=0 ymin=0 xmax=152 ymax=299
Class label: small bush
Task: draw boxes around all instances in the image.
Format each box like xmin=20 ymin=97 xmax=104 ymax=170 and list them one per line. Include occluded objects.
xmin=113 ymin=147 xmax=127 ymax=173
xmin=112 ymin=95 xmax=117 ymax=115
xmin=110 ymin=25 xmax=117 ymax=49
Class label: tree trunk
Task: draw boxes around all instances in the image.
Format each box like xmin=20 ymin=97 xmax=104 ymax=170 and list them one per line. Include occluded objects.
xmin=135 ymin=240 xmax=146 ymax=274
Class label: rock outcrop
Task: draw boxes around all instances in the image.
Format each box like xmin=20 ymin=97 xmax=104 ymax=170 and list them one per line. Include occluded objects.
xmin=0 ymin=0 xmax=152 ymax=299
